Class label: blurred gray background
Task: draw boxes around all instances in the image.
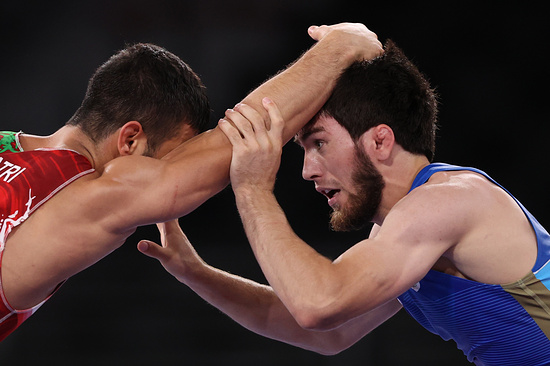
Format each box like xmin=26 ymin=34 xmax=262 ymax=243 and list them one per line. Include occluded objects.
xmin=0 ymin=1 xmax=547 ymax=365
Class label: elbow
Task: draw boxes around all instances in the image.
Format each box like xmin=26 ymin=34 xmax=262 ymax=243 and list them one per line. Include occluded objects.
xmin=293 ymin=306 xmax=344 ymax=332
xmin=295 ymin=315 xmax=354 ymax=356
xmin=290 ymin=290 xmax=353 ymax=331
xmin=290 ymin=306 xmax=362 ymax=356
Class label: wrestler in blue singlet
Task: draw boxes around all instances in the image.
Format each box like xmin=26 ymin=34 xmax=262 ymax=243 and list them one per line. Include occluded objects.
xmin=398 ymin=163 xmax=550 ymax=365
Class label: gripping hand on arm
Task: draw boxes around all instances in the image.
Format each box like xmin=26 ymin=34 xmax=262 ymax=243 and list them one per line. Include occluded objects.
xmin=135 ymin=23 xmax=383 ymax=224
xmin=218 ymin=98 xmax=285 ymax=194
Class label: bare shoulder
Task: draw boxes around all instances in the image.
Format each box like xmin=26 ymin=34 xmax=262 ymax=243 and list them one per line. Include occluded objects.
xmin=388 ymin=169 xmax=536 ymax=283
xmin=375 ymin=170 xmax=510 ymax=264
xmin=100 ymin=154 xmax=164 ymax=179
xmin=383 ymin=171 xmax=488 ymax=242
xmin=414 ymin=169 xmax=499 ymax=199
xmin=63 ymin=155 xmax=166 ymax=230
xmin=401 ymin=170 xmax=509 ymax=219
xmin=414 ymin=170 xmax=522 ymax=226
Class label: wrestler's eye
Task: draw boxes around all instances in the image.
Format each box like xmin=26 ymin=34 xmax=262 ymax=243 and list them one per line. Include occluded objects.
xmin=314 ymin=139 xmax=324 ymax=149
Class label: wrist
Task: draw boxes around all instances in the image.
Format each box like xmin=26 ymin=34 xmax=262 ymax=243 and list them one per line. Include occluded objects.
xmin=318 ymin=26 xmax=383 ymax=66
xmin=177 ymin=256 xmax=209 ymax=285
xmin=316 ymin=30 xmax=357 ymax=66
xmin=233 ymin=183 xmax=274 ymax=203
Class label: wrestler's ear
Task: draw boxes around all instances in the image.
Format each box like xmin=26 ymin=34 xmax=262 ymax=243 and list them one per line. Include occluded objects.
xmin=117 ymin=121 xmax=148 ymax=156
xmin=372 ymin=124 xmax=394 ymax=161
xmin=359 ymin=124 xmax=395 ymax=162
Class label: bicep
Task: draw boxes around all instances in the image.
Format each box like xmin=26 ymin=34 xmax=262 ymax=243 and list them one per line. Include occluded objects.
xmin=89 ymin=142 xmax=230 ymax=233
xmin=333 ymin=192 xmax=465 ymax=312
xmin=77 ymin=157 xmax=172 ymax=234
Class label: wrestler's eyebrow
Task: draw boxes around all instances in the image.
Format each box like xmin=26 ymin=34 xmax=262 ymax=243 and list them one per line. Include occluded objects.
xmin=294 ymin=126 xmax=325 ymax=146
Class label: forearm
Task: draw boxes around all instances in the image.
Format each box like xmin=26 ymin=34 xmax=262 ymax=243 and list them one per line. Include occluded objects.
xmin=234 ymin=188 xmax=346 ymax=329
xmin=181 ymin=257 xmax=393 ymax=355
xmin=240 ymin=29 xmax=362 ymax=143
xmin=157 ymin=25 xmax=381 ymax=220
xmin=159 ymin=127 xmax=231 ymax=217
xmin=182 ymin=261 xmax=294 ymax=339
xmin=162 ymin=28 xmax=370 ymax=162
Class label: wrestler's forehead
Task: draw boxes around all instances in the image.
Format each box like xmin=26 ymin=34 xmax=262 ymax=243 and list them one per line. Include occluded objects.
xmin=295 ymin=115 xmax=341 ymax=145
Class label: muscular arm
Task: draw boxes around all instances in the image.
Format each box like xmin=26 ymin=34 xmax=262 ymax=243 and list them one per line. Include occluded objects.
xmin=0 ymin=24 xmax=383 ymax=313
xmin=136 ymin=102 xmax=401 ymax=354
xmin=219 ymin=102 xmax=461 ymax=332
xmin=138 ymin=220 xmax=402 ymax=355
xmin=230 ymin=181 xmax=459 ymax=331
xmin=102 ymin=23 xmax=384 ymax=228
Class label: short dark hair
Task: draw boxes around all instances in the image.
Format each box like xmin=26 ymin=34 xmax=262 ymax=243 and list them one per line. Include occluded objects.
xmin=318 ymin=40 xmax=438 ymax=161
xmin=66 ymin=43 xmax=210 ymax=153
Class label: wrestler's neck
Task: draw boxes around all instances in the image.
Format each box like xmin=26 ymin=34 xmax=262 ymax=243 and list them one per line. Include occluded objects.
xmin=18 ymin=126 xmax=118 ymax=172
xmin=373 ymin=152 xmax=430 ymax=226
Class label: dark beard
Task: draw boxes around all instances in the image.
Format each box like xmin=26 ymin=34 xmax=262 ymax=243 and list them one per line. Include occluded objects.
xmin=330 ymin=145 xmax=385 ymax=232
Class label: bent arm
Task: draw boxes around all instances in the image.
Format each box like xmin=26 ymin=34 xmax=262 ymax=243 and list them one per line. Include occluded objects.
xmin=184 ymin=264 xmax=402 ymax=355
xmin=25 ymin=24 xmax=382 ymax=309
xmin=107 ymin=23 xmax=383 ymax=226
xmin=138 ymin=220 xmax=401 ymax=355
xmin=233 ymin=185 xmax=464 ymax=331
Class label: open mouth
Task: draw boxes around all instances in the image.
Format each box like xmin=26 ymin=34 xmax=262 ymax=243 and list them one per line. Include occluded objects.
xmin=321 ymin=189 xmax=339 ymax=199
xmin=318 ymin=189 xmax=341 ymax=207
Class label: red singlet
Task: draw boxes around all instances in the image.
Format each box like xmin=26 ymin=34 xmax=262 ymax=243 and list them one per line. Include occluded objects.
xmin=0 ymin=131 xmax=94 ymax=341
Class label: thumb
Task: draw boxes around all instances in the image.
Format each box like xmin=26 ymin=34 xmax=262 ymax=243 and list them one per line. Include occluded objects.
xmin=308 ymin=25 xmax=326 ymax=41
xmin=137 ymin=240 xmax=166 ymax=260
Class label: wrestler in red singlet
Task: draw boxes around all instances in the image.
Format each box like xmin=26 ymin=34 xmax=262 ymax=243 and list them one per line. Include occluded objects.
xmin=0 ymin=131 xmax=94 ymax=341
